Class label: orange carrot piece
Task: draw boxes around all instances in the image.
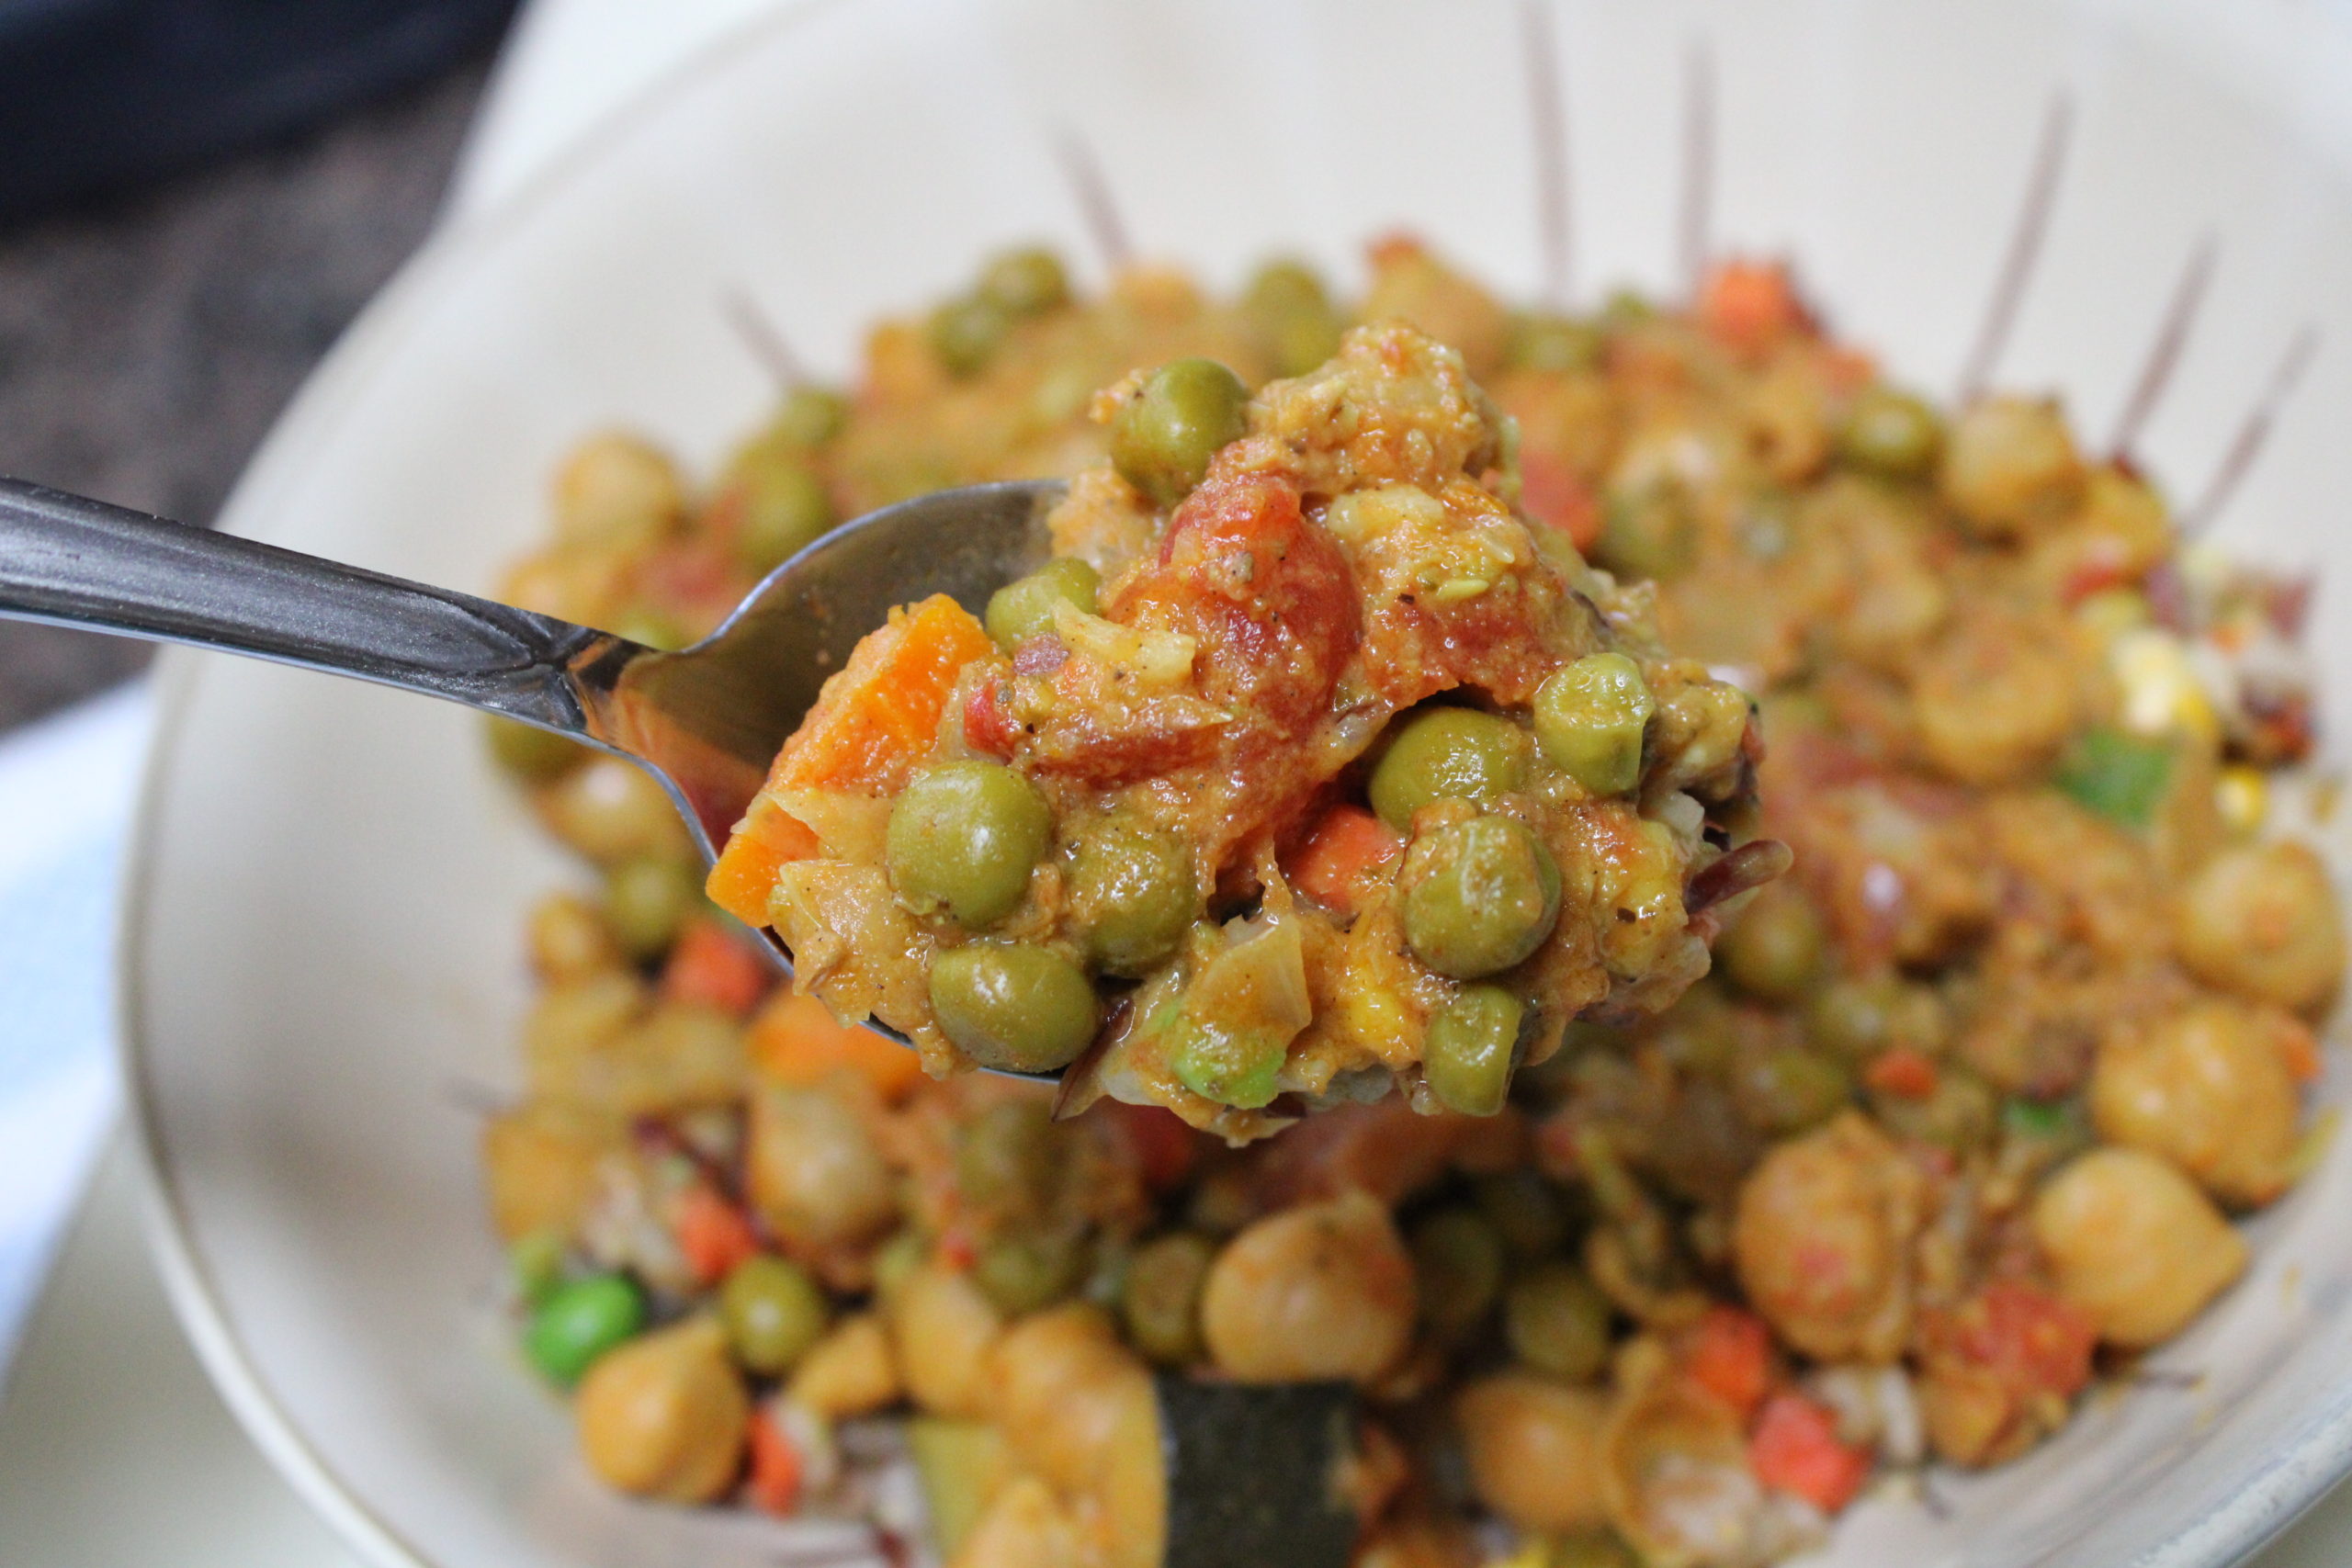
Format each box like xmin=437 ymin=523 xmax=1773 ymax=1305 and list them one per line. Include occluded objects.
xmin=1699 ymin=259 xmax=1803 ymax=356
xmin=1749 ymin=1392 xmax=1872 ymax=1514
xmin=1285 ymin=805 xmax=1404 ymax=915
xmin=2279 ymin=1019 xmax=2324 ymax=1085
xmin=1684 ymin=1305 xmax=1775 ymax=1417
xmin=707 ymin=796 xmax=823 ymax=926
xmin=662 ymin=918 xmax=774 ymax=1017
xmin=749 ymin=990 xmax=925 ymax=1103
xmin=673 ymin=1184 xmax=760 ymax=1288
xmin=764 ymin=593 xmax=996 ymax=796
xmin=746 ymin=1409 xmax=804 ymax=1517
xmin=1518 ymin=448 xmax=1604 ymax=552
xmin=1864 ymin=1046 xmax=1939 ymax=1100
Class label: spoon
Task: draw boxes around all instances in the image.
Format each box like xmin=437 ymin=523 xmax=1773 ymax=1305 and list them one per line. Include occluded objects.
xmin=0 ymin=471 xmax=1063 ymax=1040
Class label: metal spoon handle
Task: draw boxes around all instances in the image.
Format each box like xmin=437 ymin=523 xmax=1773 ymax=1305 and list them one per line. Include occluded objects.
xmin=0 ymin=476 xmax=633 ymax=738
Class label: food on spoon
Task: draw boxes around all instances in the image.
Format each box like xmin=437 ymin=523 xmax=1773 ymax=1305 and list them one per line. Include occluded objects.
xmin=486 ymin=240 xmax=2345 ymax=1565
xmin=710 ymin=323 xmax=1769 ymax=1137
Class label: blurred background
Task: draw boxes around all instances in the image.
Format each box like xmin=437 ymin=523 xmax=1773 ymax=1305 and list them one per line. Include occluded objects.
xmin=0 ymin=0 xmax=517 ymax=733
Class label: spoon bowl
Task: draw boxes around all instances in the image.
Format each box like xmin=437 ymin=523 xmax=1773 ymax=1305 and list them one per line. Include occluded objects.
xmin=0 ymin=470 xmax=1061 ymax=1031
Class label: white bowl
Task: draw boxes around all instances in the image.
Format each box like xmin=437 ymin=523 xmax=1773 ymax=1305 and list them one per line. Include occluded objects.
xmin=123 ymin=1 xmax=2352 ymax=1564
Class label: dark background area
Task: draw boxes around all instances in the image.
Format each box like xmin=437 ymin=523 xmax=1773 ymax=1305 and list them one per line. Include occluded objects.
xmin=0 ymin=1 xmax=514 ymax=732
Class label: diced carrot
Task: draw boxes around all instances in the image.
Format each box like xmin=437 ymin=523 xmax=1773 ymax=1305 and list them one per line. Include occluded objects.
xmin=661 ymin=918 xmax=774 ymax=1017
xmin=1518 ymin=448 xmax=1604 ymax=552
xmin=710 ymin=595 xmax=996 ymax=923
xmin=707 ymin=795 xmax=822 ymax=926
xmin=748 ymin=990 xmax=925 ymax=1103
xmin=2278 ymin=1019 xmax=2323 ymax=1084
xmin=1699 ymin=259 xmax=1803 ymax=357
xmin=673 ymin=1184 xmax=760 ymax=1287
xmin=1749 ymin=1392 xmax=1872 ymax=1514
xmin=1683 ymin=1305 xmax=1775 ymax=1417
xmin=1093 ymin=1101 xmax=1202 ymax=1192
xmin=1864 ymin=1047 xmax=1939 ymax=1100
xmin=938 ymin=1228 xmax=978 ymax=1272
xmin=746 ymin=1409 xmax=804 ymax=1516
xmin=1284 ymin=805 xmax=1404 ymax=915
xmin=765 ymin=594 xmax=996 ymax=795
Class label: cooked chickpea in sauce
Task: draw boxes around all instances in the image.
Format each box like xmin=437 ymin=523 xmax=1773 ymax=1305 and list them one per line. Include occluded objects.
xmin=482 ymin=239 xmax=2345 ymax=1566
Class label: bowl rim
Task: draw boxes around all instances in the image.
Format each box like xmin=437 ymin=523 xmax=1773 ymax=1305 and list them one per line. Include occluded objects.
xmin=110 ymin=2 xmax=2352 ymax=1565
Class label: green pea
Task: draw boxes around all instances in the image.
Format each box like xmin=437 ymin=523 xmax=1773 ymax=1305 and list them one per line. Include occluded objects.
xmin=871 ymin=1229 xmax=929 ymax=1301
xmin=613 ymin=608 xmax=689 ymax=653
xmin=1552 ymin=1531 xmax=1640 ymax=1568
xmin=1596 ymin=483 xmax=1699 ymax=581
xmin=486 ymin=716 xmax=587 ymax=784
xmin=928 ymin=942 xmax=1100 ymax=1073
xmin=1505 ymin=1261 xmax=1612 ymax=1382
xmin=1069 ymin=824 xmax=1196 ymax=976
xmin=1423 ymin=986 xmax=1526 ymax=1116
xmin=603 ymin=854 xmax=703 ymax=960
xmin=729 ymin=455 xmax=834 ymax=577
xmin=973 ymin=1229 xmax=1086 ymax=1316
xmin=524 ymin=1273 xmax=643 ymax=1384
xmin=955 ymin=1100 xmax=1064 ymax=1219
xmin=976 ymin=247 xmax=1069 ymax=318
xmin=1401 ymin=817 xmax=1562 ymax=978
xmin=773 ymin=385 xmax=850 ymax=449
xmin=1838 ymin=386 xmax=1944 ymax=479
xmin=1120 ymin=1232 xmax=1216 ymax=1363
xmin=1241 ymin=258 xmax=1330 ymax=318
xmin=1408 ymin=1208 xmax=1506 ymax=1343
xmin=1472 ymin=1170 xmax=1570 ymax=1261
xmin=1368 ymin=707 xmax=1535 ymax=830
xmin=1807 ymin=976 xmax=1948 ymax=1065
xmin=720 ymin=1255 xmax=830 ymax=1375
xmin=1243 ymin=260 xmax=1343 ymax=378
xmin=1509 ymin=311 xmax=1604 ymax=374
xmin=2002 ymin=1094 xmax=2083 ymax=1145
xmin=1732 ymin=1045 xmax=1851 ymax=1136
xmin=1874 ymin=1066 xmax=1996 ymax=1152
xmin=888 ymin=761 xmax=1052 ymax=929
xmin=1110 ymin=357 xmax=1250 ymax=508
xmin=984 ymin=557 xmax=1101 ymax=651
xmin=1533 ymin=653 xmax=1655 ymax=797
xmin=929 ymin=294 xmax=1011 ymax=378
xmin=1167 ymin=1011 xmax=1285 ymax=1111
xmin=1718 ymin=886 xmax=1826 ymax=1001
xmin=509 ymin=1228 xmax=568 ymax=1307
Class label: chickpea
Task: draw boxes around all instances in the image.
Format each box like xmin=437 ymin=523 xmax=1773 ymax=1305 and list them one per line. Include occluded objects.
xmin=2031 ymin=1147 xmax=2247 ymax=1348
xmin=1732 ymin=1112 xmax=1923 ymax=1362
xmin=952 ymin=1475 xmax=1090 ymax=1568
xmin=481 ymin=1101 xmax=616 ymax=1242
xmin=1938 ymin=395 xmax=2084 ymax=538
xmin=2091 ymin=999 xmax=2303 ymax=1207
xmin=1201 ymin=1193 xmax=1417 ymax=1382
xmin=891 ymin=1260 xmax=1004 ymax=1417
xmin=553 ymin=432 xmax=685 ymax=550
xmin=1911 ymin=614 xmax=2077 ymax=786
xmin=988 ymin=1304 xmax=1154 ymax=1497
xmin=746 ymin=1082 xmax=899 ymax=1253
xmin=536 ymin=756 xmax=692 ymax=866
xmin=526 ymin=892 xmax=622 ymax=984
xmin=2174 ymin=841 xmax=2346 ymax=1013
xmin=1455 ymin=1372 xmax=1610 ymax=1533
xmin=786 ymin=1314 xmax=901 ymax=1420
xmin=573 ymin=1317 xmax=749 ymax=1504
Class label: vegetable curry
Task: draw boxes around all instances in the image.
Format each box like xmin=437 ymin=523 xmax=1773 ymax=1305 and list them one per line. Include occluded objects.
xmin=482 ymin=237 xmax=2345 ymax=1568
